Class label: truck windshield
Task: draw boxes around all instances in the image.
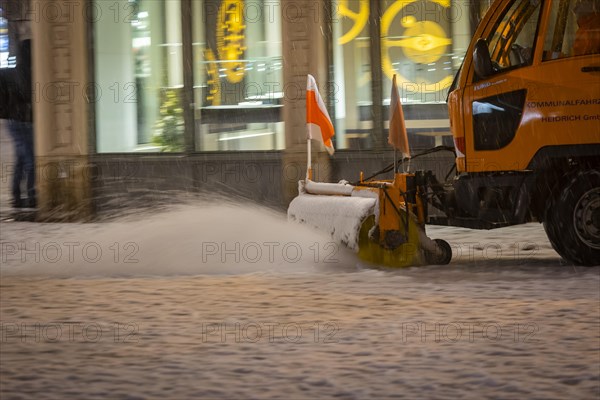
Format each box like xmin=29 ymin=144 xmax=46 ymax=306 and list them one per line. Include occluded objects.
xmin=486 ymin=0 xmax=543 ymax=71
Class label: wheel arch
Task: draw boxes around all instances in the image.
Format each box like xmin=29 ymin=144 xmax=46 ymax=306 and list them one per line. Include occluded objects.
xmin=527 ymin=145 xmax=600 ymax=222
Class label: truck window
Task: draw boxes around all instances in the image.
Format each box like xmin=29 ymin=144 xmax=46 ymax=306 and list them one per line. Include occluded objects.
xmin=543 ymin=0 xmax=600 ymax=60
xmin=486 ymin=0 xmax=543 ymax=71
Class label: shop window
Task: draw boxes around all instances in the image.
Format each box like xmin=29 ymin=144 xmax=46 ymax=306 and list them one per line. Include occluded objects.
xmin=0 ymin=8 xmax=9 ymax=68
xmin=331 ymin=1 xmax=470 ymax=150
xmin=381 ymin=0 xmax=456 ymax=103
xmin=331 ymin=0 xmax=372 ymax=150
xmin=95 ymin=0 xmax=184 ymax=153
xmin=382 ymin=0 xmax=468 ymax=149
xmin=192 ymin=0 xmax=284 ymax=151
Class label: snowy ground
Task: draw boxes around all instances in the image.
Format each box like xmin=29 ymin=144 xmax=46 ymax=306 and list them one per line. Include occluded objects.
xmin=1 ymin=203 xmax=599 ymax=399
xmin=1 ymin=117 xmax=599 ymax=399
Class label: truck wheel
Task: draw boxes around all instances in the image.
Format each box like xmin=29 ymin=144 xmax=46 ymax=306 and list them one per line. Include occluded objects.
xmin=424 ymin=239 xmax=452 ymax=265
xmin=544 ymin=170 xmax=600 ymax=266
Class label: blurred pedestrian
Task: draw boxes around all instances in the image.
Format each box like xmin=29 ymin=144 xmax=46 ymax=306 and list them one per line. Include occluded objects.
xmin=0 ymin=38 xmax=35 ymax=208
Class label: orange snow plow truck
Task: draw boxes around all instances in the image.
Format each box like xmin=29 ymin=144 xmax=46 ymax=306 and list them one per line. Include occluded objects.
xmin=289 ymin=0 xmax=600 ymax=266
xmin=444 ymin=0 xmax=600 ymax=265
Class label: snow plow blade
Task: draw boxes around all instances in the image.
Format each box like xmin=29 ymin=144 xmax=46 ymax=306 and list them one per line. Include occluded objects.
xmin=288 ymin=175 xmax=452 ymax=268
xmin=287 ymin=189 xmax=377 ymax=252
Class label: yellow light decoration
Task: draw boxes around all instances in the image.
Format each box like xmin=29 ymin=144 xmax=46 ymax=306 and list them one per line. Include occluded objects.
xmin=395 ymin=21 xmax=452 ymax=64
xmin=217 ymin=0 xmax=246 ymax=84
xmin=381 ymin=0 xmax=454 ymax=92
xmin=337 ymin=0 xmax=369 ymax=45
xmin=205 ymin=48 xmax=221 ymax=106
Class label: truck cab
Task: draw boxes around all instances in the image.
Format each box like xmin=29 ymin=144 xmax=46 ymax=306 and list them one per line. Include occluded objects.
xmin=446 ymin=0 xmax=600 ymax=265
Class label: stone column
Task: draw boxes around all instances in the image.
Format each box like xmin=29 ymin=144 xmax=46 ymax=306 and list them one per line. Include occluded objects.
xmin=31 ymin=0 xmax=93 ymax=220
xmin=281 ymin=0 xmax=331 ymax=205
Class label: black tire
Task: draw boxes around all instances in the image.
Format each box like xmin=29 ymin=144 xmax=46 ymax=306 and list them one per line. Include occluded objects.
xmin=544 ymin=170 xmax=600 ymax=266
xmin=424 ymin=239 xmax=452 ymax=265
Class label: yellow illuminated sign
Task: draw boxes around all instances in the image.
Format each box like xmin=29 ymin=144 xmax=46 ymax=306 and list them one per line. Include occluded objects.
xmin=339 ymin=0 xmax=454 ymax=93
xmin=205 ymin=0 xmax=247 ymax=105
xmin=382 ymin=0 xmax=454 ymax=91
xmin=337 ymin=0 xmax=369 ymax=45
xmin=217 ymin=0 xmax=246 ymax=84
xmin=205 ymin=48 xmax=221 ymax=106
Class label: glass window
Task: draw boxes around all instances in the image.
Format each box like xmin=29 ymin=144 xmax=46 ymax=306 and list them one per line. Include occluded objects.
xmin=486 ymin=0 xmax=543 ymax=71
xmin=543 ymin=0 xmax=600 ymax=60
xmin=379 ymin=0 xmax=469 ymax=150
xmin=381 ymin=0 xmax=456 ymax=103
xmin=0 ymin=7 xmax=9 ymax=68
xmin=331 ymin=1 xmax=472 ymax=151
xmin=95 ymin=0 xmax=184 ymax=153
xmin=331 ymin=0 xmax=372 ymax=150
xmin=192 ymin=0 xmax=284 ymax=151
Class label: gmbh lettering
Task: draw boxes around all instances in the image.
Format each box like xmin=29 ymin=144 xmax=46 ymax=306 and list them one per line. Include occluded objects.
xmin=526 ymin=98 xmax=600 ymax=123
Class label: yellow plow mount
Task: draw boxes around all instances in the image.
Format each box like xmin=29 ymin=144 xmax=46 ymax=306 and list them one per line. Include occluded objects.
xmin=288 ymin=173 xmax=452 ymax=268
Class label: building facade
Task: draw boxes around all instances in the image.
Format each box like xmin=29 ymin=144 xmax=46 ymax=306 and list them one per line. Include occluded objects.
xmin=0 ymin=0 xmax=490 ymax=219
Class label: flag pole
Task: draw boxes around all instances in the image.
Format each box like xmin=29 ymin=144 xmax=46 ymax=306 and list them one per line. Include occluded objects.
xmin=306 ymin=138 xmax=312 ymax=180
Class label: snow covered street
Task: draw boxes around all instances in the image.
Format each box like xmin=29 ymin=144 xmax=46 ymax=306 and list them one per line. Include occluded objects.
xmin=1 ymin=204 xmax=599 ymax=399
xmin=2 ymin=0 xmax=599 ymax=396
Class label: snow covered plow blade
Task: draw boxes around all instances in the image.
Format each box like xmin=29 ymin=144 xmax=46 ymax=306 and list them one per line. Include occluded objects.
xmin=288 ymin=174 xmax=452 ymax=267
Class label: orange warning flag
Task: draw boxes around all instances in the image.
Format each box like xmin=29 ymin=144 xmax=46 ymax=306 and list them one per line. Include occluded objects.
xmin=388 ymin=74 xmax=410 ymax=158
xmin=306 ymin=74 xmax=335 ymax=155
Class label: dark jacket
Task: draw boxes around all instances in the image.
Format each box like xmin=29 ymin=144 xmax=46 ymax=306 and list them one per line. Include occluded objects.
xmin=0 ymin=39 xmax=32 ymax=122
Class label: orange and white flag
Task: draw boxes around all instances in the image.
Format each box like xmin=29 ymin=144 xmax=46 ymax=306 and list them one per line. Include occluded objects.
xmin=306 ymin=74 xmax=335 ymax=155
xmin=388 ymin=74 xmax=410 ymax=159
